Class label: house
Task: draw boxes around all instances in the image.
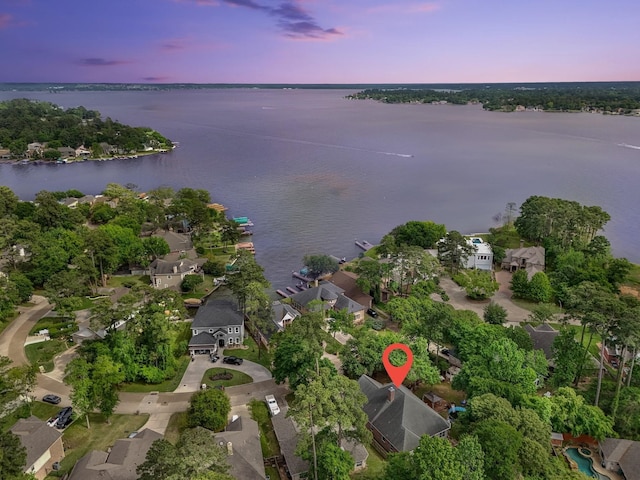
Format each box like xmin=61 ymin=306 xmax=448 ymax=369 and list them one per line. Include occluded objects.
xmin=524 ymin=324 xmax=559 ymax=361
xmin=289 ymin=281 xmax=366 ymax=324
xmin=149 ymin=258 xmax=201 ymax=289
xmin=189 ymin=299 xmax=244 ymax=354
xmin=57 ymin=146 xmax=76 ymax=159
xmin=462 ymin=237 xmax=493 ymax=271
xmin=68 ymin=429 xmax=163 ymax=480
xmin=59 ymin=197 xmax=79 ymax=208
xmin=75 ymin=145 xmax=91 ymax=156
xmin=271 ymin=405 xmax=309 ymax=480
xmin=341 ymin=438 xmax=369 ymax=472
xmin=329 ymin=270 xmax=373 ymax=311
xmin=153 ymin=230 xmax=193 ymax=254
xmin=550 ymin=432 xmax=563 ymax=448
xmin=27 ymin=142 xmax=45 ymax=157
xmin=213 ymin=416 xmax=267 ymax=480
xmin=10 ymin=416 xmax=65 ymax=479
xmin=358 ymin=375 xmax=450 ymax=456
xmin=501 ymin=246 xmax=545 ymax=279
xmin=599 ymin=438 xmax=640 ymax=479
xmin=0 ymin=148 xmax=11 ymax=159
xmin=271 ymin=301 xmax=301 ymax=333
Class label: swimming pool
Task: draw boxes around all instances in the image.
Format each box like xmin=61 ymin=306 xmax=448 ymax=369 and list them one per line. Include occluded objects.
xmin=564 ymin=448 xmax=611 ymax=480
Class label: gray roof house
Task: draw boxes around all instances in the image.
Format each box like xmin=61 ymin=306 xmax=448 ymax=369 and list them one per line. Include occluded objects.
xmin=599 ymin=438 xmax=640 ymax=479
xmin=68 ymin=429 xmax=163 ymax=480
xmin=358 ymin=375 xmax=450 ymax=455
xmin=289 ymin=281 xmax=366 ymax=324
xmin=189 ymin=299 xmax=244 ymax=353
xmin=214 ymin=416 xmax=267 ymax=480
xmin=149 ymin=258 xmax=201 ymax=290
xmin=502 ymin=246 xmax=545 ymax=279
xmin=524 ymin=323 xmax=559 ymax=361
xmin=10 ymin=416 xmax=65 ymax=479
xmin=271 ymin=405 xmax=309 ymax=480
xmin=271 ymin=301 xmax=302 ymax=332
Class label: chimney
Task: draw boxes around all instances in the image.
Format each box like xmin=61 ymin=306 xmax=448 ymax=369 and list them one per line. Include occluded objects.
xmin=519 ymin=239 xmax=524 ymax=248
xmin=172 ymin=265 xmax=178 ymax=274
xmin=314 ymin=279 xmax=319 ymax=287
xmin=227 ymin=441 xmax=233 ymax=456
xmin=387 ymin=386 xmax=395 ymax=403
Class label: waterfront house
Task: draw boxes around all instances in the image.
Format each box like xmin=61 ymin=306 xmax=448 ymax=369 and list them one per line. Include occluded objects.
xmin=462 ymin=237 xmax=493 ymax=271
xmin=189 ymin=299 xmax=244 ymax=354
xmin=501 ymin=246 xmax=545 ymax=279
xmin=271 ymin=301 xmax=301 ymax=332
xmin=288 ymin=281 xmax=366 ymax=324
xmin=358 ymin=375 xmax=451 ymax=456
xmin=68 ymin=429 xmax=162 ymax=480
xmin=149 ymin=258 xmax=201 ymax=290
xmin=10 ymin=416 xmax=65 ymax=479
xmin=329 ymin=270 xmax=373 ymax=311
xmin=214 ymin=417 xmax=267 ymax=480
xmin=56 ymin=146 xmax=76 ymax=159
xmin=599 ymin=438 xmax=640 ymax=479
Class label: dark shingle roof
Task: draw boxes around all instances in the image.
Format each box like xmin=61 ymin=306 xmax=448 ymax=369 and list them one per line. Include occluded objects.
xmin=10 ymin=416 xmax=62 ymax=472
xmin=188 ymin=332 xmax=217 ymax=347
xmin=600 ymin=438 xmax=640 ymax=478
xmin=214 ymin=417 xmax=266 ymax=480
xmin=192 ymin=299 xmax=243 ymax=329
xmin=149 ymin=258 xmax=198 ymax=275
xmin=524 ymin=324 xmax=559 ymax=360
xmin=358 ymin=375 xmax=450 ymax=452
xmin=271 ymin=406 xmax=309 ymax=477
xmin=289 ymin=282 xmax=365 ymax=314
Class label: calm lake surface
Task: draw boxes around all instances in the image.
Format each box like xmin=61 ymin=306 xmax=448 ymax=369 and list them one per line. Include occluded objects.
xmin=1 ymin=89 xmax=639 ymax=289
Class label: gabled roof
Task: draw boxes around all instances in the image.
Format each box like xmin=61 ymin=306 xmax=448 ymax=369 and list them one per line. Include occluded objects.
xmin=153 ymin=230 xmax=193 ymax=253
xmin=10 ymin=416 xmax=62 ymax=472
xmin=68 ymin=429 xmax=163 ymax=480
xmin=149 ymin=258 xmax=198 ymax=275
xmin=600 ymin=438 xmax=640 ymax=478
xmin=524 ymin=324 xmax=559 ymax=360
xmin=329 ymin=270 xmax=373 ymax=309
xmin=289 ymin=282 xmax=365 ymax=314
xmin=503 ymin=246 xmax=545 ymax=267
xmin=358 ymin=375 xmax=450 ymax=452
xmin=214 ymin=417 xmax=266 ymax=480
xmin=272 ymin=301 xmax=301 ymax=330
xmin=192 ymin=299 xmax=243 ymax=329
xmin=271 ymin=407 xmax=309 ymax=477
xmin=188 ymin=331 xmax=217 ymax=347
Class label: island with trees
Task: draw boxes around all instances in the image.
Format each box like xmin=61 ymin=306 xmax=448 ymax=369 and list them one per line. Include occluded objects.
xmin=346 ymin=81 xmax=640 ymax=114
xmin=0 ymin=98 xmax=173 ymax=162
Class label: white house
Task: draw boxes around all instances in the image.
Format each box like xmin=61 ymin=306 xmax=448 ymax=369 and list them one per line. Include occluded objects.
xmin=463 ymin=237 xmax=493 ymax=271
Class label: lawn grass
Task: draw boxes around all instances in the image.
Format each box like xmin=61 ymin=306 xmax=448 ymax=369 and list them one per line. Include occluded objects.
xmin=414 ymin=382 xmax=466 ymax=406
xmin=181 ymin=275 xmax=218 ymax=300
xmin=119 ymin=356 xmax=191 ymax=393
xmin=624 ymin=263 xmax=640 ymax=287
xmin=265 ymin=466 xmax=280 ymax=479
xmin=0 ymin=401 xmax=61 ymax=432
xmin=24 ymin=339 xmax=70 ymax=372
xmin=510 ymin=298 xmax=563 ymax=314
xmin=164 ymin=411 xmax=189 ymax=445
xmin=324 ymin=335 xmax=342 ymax=355
xmin=46 ymin=413 xmax=149 ymax=478
xmin=248 ymin=399 xmax=280 ymax=458
xmin=202 ymin=367 xmax=253 ymax=388
xmin=351 ymin=444 xmax=386 ymax=479
xmin=226 ymin=336 xmax=272 ymax=370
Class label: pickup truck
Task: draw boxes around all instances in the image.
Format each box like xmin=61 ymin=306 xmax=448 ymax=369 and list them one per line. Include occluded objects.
xmin=265 ymin=394 xmax=280 ymax=416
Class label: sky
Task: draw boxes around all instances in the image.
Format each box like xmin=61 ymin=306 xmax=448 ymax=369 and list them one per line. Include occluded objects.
xmin=1 ymin=0 xmax=639 ymax=84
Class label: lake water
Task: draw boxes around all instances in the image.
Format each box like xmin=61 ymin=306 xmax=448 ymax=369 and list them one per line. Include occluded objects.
xmin=1 ymin=89 xmax=639 ymax=289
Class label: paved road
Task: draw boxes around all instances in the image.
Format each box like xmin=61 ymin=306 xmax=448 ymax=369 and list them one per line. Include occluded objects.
xmin=0 ymin=295 xmax=52 ymax=365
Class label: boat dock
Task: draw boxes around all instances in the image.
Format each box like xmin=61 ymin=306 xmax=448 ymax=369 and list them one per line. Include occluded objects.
xmin=236 ymin=242 xmax=255 ymax=254
xmin=232 ymin=216 xmax=254 ymax=227
xmin=286 ymin=286 xmax=298 ymax=295
xmin=355 ymin=240 xmax=375 ymax=251
xmin=292 ymin=271 xmax=314 ymax=283
xmin=276 ymin=289 xmax=289 ymax=298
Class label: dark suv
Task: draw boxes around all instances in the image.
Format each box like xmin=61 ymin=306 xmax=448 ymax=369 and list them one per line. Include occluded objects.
xmin=367 ymin=308 xmax=378 ymax=317
xmin=54 ymin=407 xmax=73 ymax=429
xmin=223 ymin=356 xmax=243 ymax=365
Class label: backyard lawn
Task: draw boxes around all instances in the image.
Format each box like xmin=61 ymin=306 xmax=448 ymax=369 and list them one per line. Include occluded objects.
xmin=24 ymin=339 xmax=70 ymax=373
xmin=164 ymin=411 xmax=189 ymax=445
xmin=202 ymin=367 xmax=253 ymax=388
xmin=46 ymin=413 xmax=149 ymax=478
xmin=351 ymin=444 xmax=386 ymax=479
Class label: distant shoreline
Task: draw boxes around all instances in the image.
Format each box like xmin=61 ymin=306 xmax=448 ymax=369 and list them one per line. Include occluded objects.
xmin=0 ymin=148 xmax=174 ymax=166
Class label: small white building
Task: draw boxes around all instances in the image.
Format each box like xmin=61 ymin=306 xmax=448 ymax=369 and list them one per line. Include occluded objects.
xmin=463 ymin=237 xmax=493 ymax=271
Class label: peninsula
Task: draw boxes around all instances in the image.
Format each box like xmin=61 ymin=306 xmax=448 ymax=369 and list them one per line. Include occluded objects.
xmin=0 ymin=98 xmax=173 ymax=163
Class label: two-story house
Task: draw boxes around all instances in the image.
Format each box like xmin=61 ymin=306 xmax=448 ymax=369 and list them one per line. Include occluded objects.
xmin=189 ymin=299 xmax=244 ymax=354
xmin=462 ymin=237 xmax=493 ymax=271
xmin=288 ymin=281 xmax=366 ymax=324
xmin=149 ymin=258 xmax=201 ymax=290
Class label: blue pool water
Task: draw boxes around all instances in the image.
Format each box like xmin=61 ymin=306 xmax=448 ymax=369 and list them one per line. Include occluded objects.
xmin=564 ymin=448 xmax=611 ymax=480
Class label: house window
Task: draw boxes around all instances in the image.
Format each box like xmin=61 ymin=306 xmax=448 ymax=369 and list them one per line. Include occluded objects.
xmin=209 ymin=329 xmax=213 ymax=333
xmin=227 ymin=338 xmax=233 ymax=346
xmin=167 ymin=275 xmax=172 ymax=279
xmin=235 ymin=337 xmax=240 ymax=344
xmin=355 ymin=461 xmax=363 ymax=468
xmin=235 ymin=327 xmax=239 ymax=333
xmin=228 ymin=327 xmax=232 ymax=334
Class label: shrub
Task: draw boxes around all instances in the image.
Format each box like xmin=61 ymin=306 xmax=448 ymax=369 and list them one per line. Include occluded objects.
xmin=484 ymin=302 xmax=508 ymax=325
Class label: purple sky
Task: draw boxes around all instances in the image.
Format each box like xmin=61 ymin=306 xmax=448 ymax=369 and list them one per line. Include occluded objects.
xmin=1 ymin=0 xmax=639 ymax=83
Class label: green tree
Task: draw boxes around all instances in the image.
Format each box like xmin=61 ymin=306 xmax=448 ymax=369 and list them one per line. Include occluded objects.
xmin=0 ymin=430 xmax=28 ymax=480
xmin=383 ymin=435 xmax=465 ymax=480
xmin=225 ymin=250 xmax=268 ymax=314
xmin=0 ymin=186 xmax=18 ymax=218
xmin=456 ymin=435 xmax=485 ymax=480
xmin=550 ymin=327 xmax=585 ymax=387
xmin=92 ymin=355 xmax=125 ymax=422
xmin=474 ymin=419 xmax=522 ymax=480
xmin=390 ymin=220 xmax=447 ymax=249
xmin=142 ymin=236 xmax=170 ymax=260
xmin=316 ymin=441 xmax=353 ymax=480
xmin=64 ymin=357 xmax=95 ymax=429
xmin=528 ymin=271 xmax=553 ymax=303
xmin=437 ymin=230 xmax=473 ymax=274
xmin=510 ymin=269 xmax=529 ymax=299
xmin=462 ymin=270 xmax=498 ymax=300
xmin=181 ymin=274 xmax=204 ymax=293
xmin=188 ymin=388 xmax=231 ymax=432
xmin=549 ymin=387 xmax=614 ymax=440
xmin=303 ymin=254 xmax=339 ymax=278
xmin=483 ymin=302 xmax=507 ymax=324
xmin=244 ymin=281 xmax=275 ymax=359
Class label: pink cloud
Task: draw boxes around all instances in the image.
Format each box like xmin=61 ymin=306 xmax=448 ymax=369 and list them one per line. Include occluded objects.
xmin=366 ymin=3 xmax=440 ymax=15
xmin=0 ymin=13 xmax=13 ymax=28
xmin=172 ymin=0 xmax=219 ymax=6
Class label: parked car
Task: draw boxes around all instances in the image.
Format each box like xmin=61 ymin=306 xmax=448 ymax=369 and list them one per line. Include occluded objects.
xmin=210 ymin=354 xmax=219 ymax=363
xmin=265 ymin=394 xmax=280 ymax=416
xmin=223 ymin=356 xmax=243 ymax=365
xmin=42 ymin=394 xmax=61 ymax=404
xmin=367 ymin=308 xmax=378 ymax=317
xmin=48 ymin=406 xmax=73 ymax=429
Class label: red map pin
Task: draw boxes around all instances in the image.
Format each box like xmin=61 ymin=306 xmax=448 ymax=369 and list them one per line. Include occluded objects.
xmin=382 ymin=343 xmax=413 ymax=388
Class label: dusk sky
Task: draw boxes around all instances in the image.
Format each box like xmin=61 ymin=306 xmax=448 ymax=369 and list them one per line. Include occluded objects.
xmin=1 ymin=0 xmax=639 ymax=84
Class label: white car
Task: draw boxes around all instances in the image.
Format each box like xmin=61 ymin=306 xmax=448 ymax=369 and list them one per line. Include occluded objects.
xmin=265 ymin=394 xmax=280 ymax=416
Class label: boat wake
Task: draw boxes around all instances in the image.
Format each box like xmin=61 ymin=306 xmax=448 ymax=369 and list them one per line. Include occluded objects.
xmin=618 ymin=143 xmax=640 ymax=150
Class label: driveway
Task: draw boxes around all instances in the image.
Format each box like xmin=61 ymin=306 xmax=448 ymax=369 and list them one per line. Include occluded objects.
xmin=0 ymin=295 xmax=52 ymax=365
